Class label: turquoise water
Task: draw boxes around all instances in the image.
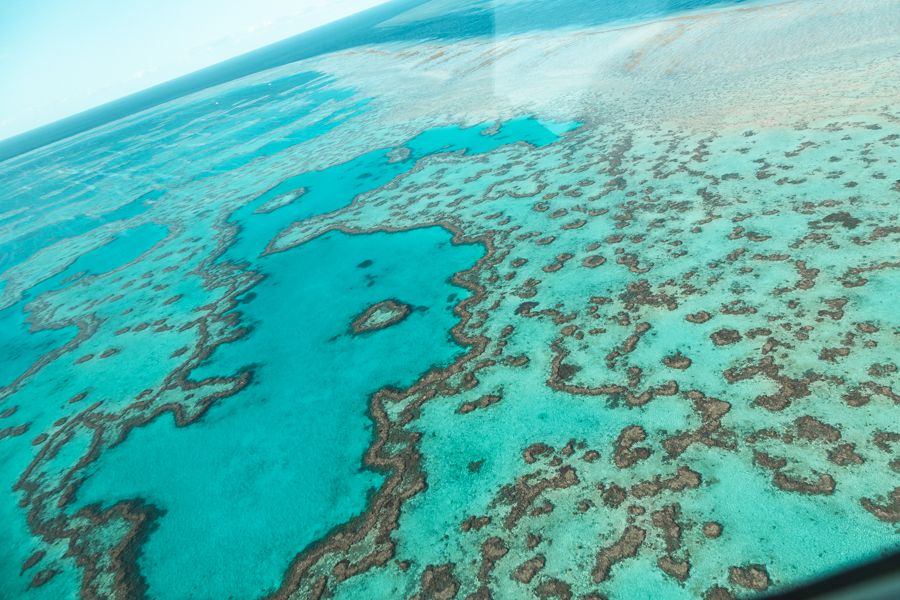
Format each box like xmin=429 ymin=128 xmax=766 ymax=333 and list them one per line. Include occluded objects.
xmin=75 ymin=227 xmax=483 ymax=600
xmin=225 ymin=116 xmax=571 ymax=262
xmin=0 ymin=0 xmax=754 ymax=162
xmin=1 ymin=0 xmax=899 ymax=599
xmin=0 ymin=47 xmax=573 ymax=598
xmin=0 ymin=223 xmax=167 ymax=388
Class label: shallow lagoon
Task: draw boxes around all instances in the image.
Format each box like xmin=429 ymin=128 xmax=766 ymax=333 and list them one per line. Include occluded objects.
xmin=76 ymin=227 xmax=483 ymax=600
xmin=1 ymin=0 xmax=898 ymax=599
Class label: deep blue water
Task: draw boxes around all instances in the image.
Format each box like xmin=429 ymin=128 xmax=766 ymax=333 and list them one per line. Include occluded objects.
xmin=0 ymin=0 xmax=756 ymax=162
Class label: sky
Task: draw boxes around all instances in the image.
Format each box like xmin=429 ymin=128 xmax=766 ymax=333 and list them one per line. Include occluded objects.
xmin=0 ymin=0 xmax=388 ymax=141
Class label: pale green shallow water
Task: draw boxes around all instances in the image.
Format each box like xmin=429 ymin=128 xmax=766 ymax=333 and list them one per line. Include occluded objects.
xmin=1 ymin=0 xmax=899 ymax=599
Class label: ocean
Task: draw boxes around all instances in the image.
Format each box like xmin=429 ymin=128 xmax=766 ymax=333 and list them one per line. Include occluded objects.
xmin=0 ymin=0 xmax=897 ymax=598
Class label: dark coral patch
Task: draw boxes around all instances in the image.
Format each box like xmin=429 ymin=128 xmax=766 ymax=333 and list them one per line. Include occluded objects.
xmin=350 ymin=299 xmax=413 ymax=335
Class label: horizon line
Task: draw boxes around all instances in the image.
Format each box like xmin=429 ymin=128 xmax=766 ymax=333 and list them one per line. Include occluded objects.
xmin=0 ymin=0 xmax=423 ymax=164
xmin=0 ymin=0 xmax=778 ymax=164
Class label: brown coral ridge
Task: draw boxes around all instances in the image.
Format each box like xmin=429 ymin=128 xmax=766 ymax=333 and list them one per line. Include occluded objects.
xmin=752 ymin=450 xmax=836 ymax=496
xmin=592 ymin=525 xmax=646 ymax=583
xmin=710 ymin=328 xmax=741 ymax=346
xmin=535 ymin=578 xmax=573 ymax=599
xmin=744 ymin=414 xmax=866 ymax=494
xmin=612 ymin=426 xmax=652 ymax=468
xmin=663 ymin=391 xmax=735 ymax=458
xmin=794 ymin=415 xmax=841 ymax=443
xmin=413 ymin=563 xmax=460 ymax=600
xmin=547 ymin=339 xmax=679 ymax=407
xmin=630 ymin=466 xmax=702 ymax=499
xmin=663 ymin=352 xmax=692 ymax=370
xmin=457 ymin=392 xmax=502 ymax=414
xmin=493 ymin=465 xmax=580 ymax=530
xmin=511 ymin=555 xmax=546 ymax=584
xmin=652 ymin=504 xmax=690 ymax=581
xmin=702 ymin=522 xmax=723 ymax=539
xmin=477 ymin=536 xmax=509 ymax=582
xmin=723 ymin=355 xmax=822 ymax=411
xmin=860 ymin=488 xmax=900 ymax=523
xmin=728 ymin=564 xmax=771 ymax=592
xmin=350 ymin=298 xmax=413 ymax=335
